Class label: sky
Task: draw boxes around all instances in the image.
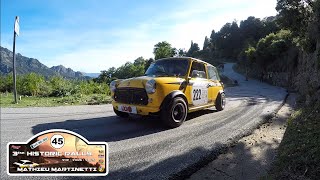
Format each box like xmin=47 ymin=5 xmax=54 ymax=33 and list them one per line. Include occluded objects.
xmin=1 ymin=0 xmax=278 ymax=73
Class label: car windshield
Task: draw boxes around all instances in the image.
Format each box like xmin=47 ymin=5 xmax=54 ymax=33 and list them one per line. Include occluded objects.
xmin=145 ymin=59 xmax=189 ymax=77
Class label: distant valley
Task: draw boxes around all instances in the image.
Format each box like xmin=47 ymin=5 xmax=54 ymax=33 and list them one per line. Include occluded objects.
xmin=83 ymin=73 xmax=100 ymax=78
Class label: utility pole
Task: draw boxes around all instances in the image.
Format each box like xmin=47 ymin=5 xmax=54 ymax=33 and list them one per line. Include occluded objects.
xmin=12 ymin=16 xmax=19 ymax=104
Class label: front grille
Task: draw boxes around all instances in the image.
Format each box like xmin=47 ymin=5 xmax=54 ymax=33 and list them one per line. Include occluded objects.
xmin=114 ymin=88 xmax=148 ymax=105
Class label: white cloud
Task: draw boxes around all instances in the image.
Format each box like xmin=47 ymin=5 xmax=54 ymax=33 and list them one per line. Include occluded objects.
xmin=1 ymin=0 xmax=278 ymax=73
xmin=47 ymin=42 xmax=155 ymax=73
xmin=150 ymin=0 xmax=276 ymax=50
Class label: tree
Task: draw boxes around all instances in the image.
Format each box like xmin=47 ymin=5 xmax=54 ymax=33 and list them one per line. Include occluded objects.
xmin=20 ymin=73 xmax=48 ymax=96
xmin=262 ymin=16 xmax=280 ymax=37
xmin=133 ymin=57 xmax=146 ymax=66
xmin=177 ymin=48 xmax=187 ymax=57
xmin=96 ymin=67 xmax=116 ymax=83
xmin=113 ymin=61 xmax=146 ymax=79
xmin=153 ymin=41 xmax=176 ymax=60
xmin=145 ymin=58 xmax=155 ymax=72
xmin=239 ymin=16 xmax=265 ymax=46
xmin=203 ymin=36 xmax=210 ymax=50
xmin=0 ymin=74 xmax=13 ymax=92
xmin=49 ymin=76 xmax=72 ymax=97
xmin=212 ymin=21 xmax=241 ymax=58
xmin=186 ymin=41 xmax=200 ymax=57
xmin=209 ymin=30 xmax=218 ymax=56
xmin=244 ymin=46 xmax=256 ymax=63
xmin=276 ymin=0 xmax=313 ymax=36
xmin=254 ymin=30 xmax=293 ymax=71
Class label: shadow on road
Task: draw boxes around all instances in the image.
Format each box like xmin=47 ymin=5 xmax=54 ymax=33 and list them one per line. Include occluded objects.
xmin=31 ymin=109 xmax=219 ymax=142
xmin=60 ymin=140 xmax=275 ymax=180
xmin=108 ymin=141 xmax=276 ymax=180
xmin=32 ymin=115 xmax=165 ymax=142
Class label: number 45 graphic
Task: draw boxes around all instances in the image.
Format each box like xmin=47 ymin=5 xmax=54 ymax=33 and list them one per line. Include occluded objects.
xmin=51 ymin=134 xmax=65 ymax=149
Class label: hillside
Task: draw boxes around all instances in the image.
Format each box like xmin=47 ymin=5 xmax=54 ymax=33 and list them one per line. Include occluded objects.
xmin=50 ymin=65 xmax=84 ymax=79
xmin=0 ymin=46 xmax=88 ymax=79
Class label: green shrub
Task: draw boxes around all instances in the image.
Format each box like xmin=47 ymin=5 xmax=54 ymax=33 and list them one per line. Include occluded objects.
xmin=49 ymin=76 xmax=73 ymax=97
xmin=19 ymin=73 xmax=48 ymax=96
xmin=0 ymin=73 xmax=111 ymax=98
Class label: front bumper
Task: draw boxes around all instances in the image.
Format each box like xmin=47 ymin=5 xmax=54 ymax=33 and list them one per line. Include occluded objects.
xmin=112 ymin=101 xmax=160 ymax=116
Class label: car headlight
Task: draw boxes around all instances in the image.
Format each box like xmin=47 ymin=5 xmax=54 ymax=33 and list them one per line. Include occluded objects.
xmin=145 ymin=79 xmax=156 ymax=94
xmin=110 ymin=80 xmax=117 ymax=92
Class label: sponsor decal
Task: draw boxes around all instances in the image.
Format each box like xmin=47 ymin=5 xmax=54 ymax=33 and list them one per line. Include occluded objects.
xmin=98 ymin=159 xmax=105 ymax=165
xmin=11 ymin=145 xmax=21 ymax=150
xmin=30 ymin=137 xmax=48 ymax=149
xmin=7 ymin=129 xmax=108 ymax=176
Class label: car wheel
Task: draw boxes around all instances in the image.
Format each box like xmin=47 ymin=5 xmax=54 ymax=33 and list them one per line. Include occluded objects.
xmin=113 ymin=107 xmax=129 ymax=118
xmin=215 ymin=92 xmax=226 ymax=111
xmin=161 ymin=97 xmax=187 ymax=128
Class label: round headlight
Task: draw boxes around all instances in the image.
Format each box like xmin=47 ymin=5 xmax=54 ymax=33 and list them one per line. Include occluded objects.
xmin=110 ymin=80 xmax=117 ymax=92
xmin=145 ymin=79 xmax=156 ymax=94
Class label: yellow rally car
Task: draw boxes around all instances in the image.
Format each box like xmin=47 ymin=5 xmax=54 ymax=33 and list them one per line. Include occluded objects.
xmin=13 ymin=160 xmax=39 ymax=168
xmin=110 ymin=57 xmax=225 ymax=127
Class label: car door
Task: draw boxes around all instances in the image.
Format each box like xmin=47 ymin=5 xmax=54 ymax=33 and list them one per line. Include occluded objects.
xmin=186 ymin=61 xmax=210 ymax=107
xmin=207 ymin=65 xmax=221 ymax=103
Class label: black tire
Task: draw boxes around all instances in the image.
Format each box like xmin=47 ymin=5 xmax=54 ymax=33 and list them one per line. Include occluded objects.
xmin=215 ymin=92 xmax=226 ymax=111
xmin=161 ymin=97 xmax=187 ymax=128
xmin=113 ymin=107 xmax=129 ymax=118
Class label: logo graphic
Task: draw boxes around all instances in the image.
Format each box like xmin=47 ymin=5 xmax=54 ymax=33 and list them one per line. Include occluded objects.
xmin=11 ymin=145 xmax=21 ymax=150
xmin=98 ymin=159 xmax=104 ymax=165
xmin=7 ymin=129 xmax=108 ymax=176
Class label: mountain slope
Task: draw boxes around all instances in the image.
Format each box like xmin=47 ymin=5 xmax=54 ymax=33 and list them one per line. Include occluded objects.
xmin=0 ymin=46 xmax=87 ymax=79
xmin=50 ymin=65 xmax=84 ymax=78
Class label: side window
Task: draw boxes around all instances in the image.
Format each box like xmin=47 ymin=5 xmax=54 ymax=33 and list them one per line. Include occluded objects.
xmin=190 ymin=61 xmax=206 ymax=78
xmin=208 ymin=66 xmax=219 ymax=81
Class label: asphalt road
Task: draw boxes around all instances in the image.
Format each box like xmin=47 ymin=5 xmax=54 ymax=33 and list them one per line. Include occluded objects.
xmin=0 ymin=63 xmax=287 ymax=180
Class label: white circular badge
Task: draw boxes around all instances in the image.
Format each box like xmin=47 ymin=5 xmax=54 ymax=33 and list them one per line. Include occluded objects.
xmin=50 ymin=134 xmax=65 ymax=149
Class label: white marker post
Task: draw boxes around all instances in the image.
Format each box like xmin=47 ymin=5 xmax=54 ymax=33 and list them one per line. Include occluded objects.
xmin=12 ymin=16 xmax=19 ymax=104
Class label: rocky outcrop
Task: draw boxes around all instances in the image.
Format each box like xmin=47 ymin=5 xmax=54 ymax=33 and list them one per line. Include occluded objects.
xmin=250 ymin=41 xmax=320 ymax=104
xmin=262 ymin=72 xmax=289 ymax=87
xmin=50 ymin=65 xmax=84 ymax=78
xmin=293 ymin=42 xmax=320 ymax=103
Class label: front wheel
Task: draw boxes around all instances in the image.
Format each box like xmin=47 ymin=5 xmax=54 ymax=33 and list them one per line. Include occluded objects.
xmin=215 ymin=92 xmax=226 ymax=111
xmin=113 ymin=107 xmax=129 ymax=118
xmin=161 ymin=97 xmax=187 ymax=128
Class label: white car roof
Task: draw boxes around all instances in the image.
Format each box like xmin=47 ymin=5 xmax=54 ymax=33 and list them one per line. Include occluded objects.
xmin=20 ymin=160 xmax=31 ymax=162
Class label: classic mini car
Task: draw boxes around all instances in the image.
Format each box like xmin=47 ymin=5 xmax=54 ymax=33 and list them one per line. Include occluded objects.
xmin=110 ymin=57 xmax=225 ymax=127
xmin=13 ymin=160 xmax=39 ymax=168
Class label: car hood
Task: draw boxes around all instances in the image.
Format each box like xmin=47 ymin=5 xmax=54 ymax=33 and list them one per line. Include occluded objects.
xmin=117 ymin=76 xmax=186 ymax=88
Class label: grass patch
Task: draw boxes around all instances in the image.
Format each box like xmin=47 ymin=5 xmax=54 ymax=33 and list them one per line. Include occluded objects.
xmin=268 ymin=102 xmax=320 ymax=179
xmin=0 ymin=93 xmax=112 ymax=108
